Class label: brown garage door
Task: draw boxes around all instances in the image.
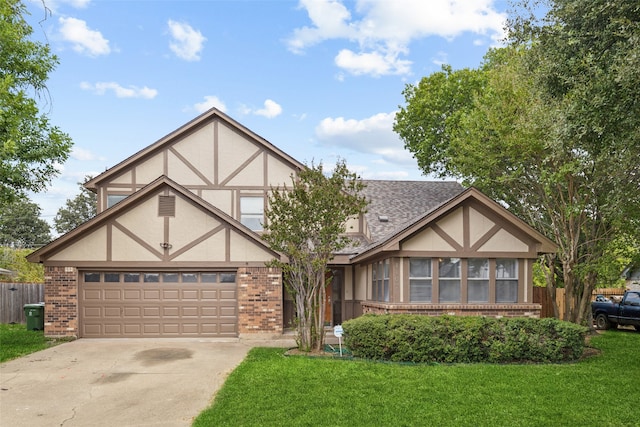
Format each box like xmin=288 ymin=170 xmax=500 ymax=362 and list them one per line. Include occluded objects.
xmin=79 ymin=271 xmax=237 ymax=338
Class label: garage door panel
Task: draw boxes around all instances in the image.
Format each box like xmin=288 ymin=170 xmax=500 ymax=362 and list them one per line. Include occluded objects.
xmin=201 ymin=306 xmax=218 ymax=316
xmin=181 ymin=306 xmax=199 ymax=317
xmin=104 ymin=307 xmax=121 ymax=318
xmin=163 ymin=290 xmax=180 ymax=299
xmin=182 ymin=290 xmax=199 ymax=300
xmin=104 ymin=290 xmax=121 ymax=300
xmin=124 ymin=289 xmax=141 ymax=299
xmin=142 ymin=306 xmax=160 ymax=317
xmin=104 ymin=324 xmax=122 ymax=335
xmin=124 ymin=324 xmax=142 ymax=335
xmin=143 ymin=290 xmax=161 ymax=300
xmin=163 ymin=306 xmax=180 ymax=317
xmin=84 ymin=290 xmax=101 ymax=300
xmin=220 ymin=290 xmax=236 ymax=300
xmin=80 ymin=271 xmax=238 ymax=338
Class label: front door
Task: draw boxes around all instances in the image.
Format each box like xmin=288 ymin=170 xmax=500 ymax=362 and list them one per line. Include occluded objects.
xmin=324 ymin=269 xmax=343 ymax=326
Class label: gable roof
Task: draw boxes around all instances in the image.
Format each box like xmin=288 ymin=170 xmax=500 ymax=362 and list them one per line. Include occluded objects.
xmin=351 ymin=186 xmax=558 ymax=262
xmin=361 ymin=180 xmax=465 ymax=241
xmin=28 ymin=176 xmax=282 ymax=263
xmin=84 ymin=108 xmax=305 ymax=190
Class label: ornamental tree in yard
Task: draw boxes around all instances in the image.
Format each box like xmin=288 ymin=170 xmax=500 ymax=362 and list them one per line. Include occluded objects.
xmin=262 ymin=160 xmax=367 ymax=352
xmin=54 ymin=177 xmax=97 ymax=235
xmin=394 ymin=0 xmax=640 ymax=325
xmin=0 ymin=0 xmax=72 ymax=203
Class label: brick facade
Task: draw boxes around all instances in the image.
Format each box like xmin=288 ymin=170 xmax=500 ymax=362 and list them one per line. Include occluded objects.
xmin=237 ymin=267 xmax=283 ymax=335
xmin=44 ymin=266 xmax=79 ymax=338
xmin=361 ymin=302 xmax=541 ymax=318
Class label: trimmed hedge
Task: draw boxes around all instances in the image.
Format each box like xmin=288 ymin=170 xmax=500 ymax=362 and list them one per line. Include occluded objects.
xmin=342 ymin=314 xmax=587 ymax=363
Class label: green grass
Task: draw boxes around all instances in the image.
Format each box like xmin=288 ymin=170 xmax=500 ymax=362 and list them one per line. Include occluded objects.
xmin=0 ymin=323 xmax=65 ymax=363
xmin=193 ymin=331 xmax=640 ymax=427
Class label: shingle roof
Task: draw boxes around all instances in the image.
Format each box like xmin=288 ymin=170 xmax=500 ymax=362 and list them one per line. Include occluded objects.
xmin=360 ymin=180 xmax=465 ymax=242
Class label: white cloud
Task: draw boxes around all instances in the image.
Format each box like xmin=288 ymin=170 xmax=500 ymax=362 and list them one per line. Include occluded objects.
xmin=80 ymin=81 xmax=158 ymax=99
xmin=71 ymin=147 xmax=104 ymax=161
xmin=315 ymin=111 xmax=415 ymax=166
xmin=241 ymin=99 xmax=283 ymax=118
xmin=335 ymin=49 xmax=411 ymax=76
xmin=193 ymin=96 xmax=227 ymax=113
xmin=255 ymin=99 xmax=283 ymax=118
xmin=167 ymin=20 xmax=206 ymax=61
xmin=288 ymin=0 xmax=506 ymax=76
xmin=58 ymin=17 xmax=110 ymax=57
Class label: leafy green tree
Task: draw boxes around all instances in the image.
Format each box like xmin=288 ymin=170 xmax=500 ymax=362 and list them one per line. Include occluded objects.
xmin=0 ymin=0 xmax=73 ymax=203
xmin=0 ymin=197 xmax=51 ymax=247
xmin=394 ymin=0 xmax=640 ymax=325
xmin=54 ymin=177 xmax=97 ymax=234
xmin=0 ymin=246 xmax=43 ymax=282
xmin=262 ymin=160 xmax=368 ymax=352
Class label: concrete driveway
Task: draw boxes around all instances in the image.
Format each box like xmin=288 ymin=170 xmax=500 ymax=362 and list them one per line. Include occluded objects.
xmin=1 ymin=338 xmax=291 ymax=427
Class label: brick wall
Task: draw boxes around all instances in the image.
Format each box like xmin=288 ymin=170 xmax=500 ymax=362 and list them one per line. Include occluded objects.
xmin=44 ymin=266 xmax=78 ymax=337
xmin=361 ymin=302 xmax=541 ymax=318
xmin=237 ymin=267 xmax=283 ymax=334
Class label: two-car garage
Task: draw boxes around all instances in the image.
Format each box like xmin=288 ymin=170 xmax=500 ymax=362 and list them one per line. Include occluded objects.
xmin=79 ymin=271 xmax=238 ymax=338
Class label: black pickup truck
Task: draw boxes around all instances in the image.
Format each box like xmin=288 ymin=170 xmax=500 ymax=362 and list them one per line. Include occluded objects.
xmin=591 ymin=290 xmax=640 ymax=331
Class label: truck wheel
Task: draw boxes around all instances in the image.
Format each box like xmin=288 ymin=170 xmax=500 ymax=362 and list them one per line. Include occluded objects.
xmin=595 ymin=314 xmax=611 ymax=330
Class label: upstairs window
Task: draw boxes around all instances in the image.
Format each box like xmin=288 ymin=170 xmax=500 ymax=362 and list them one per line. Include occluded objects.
xmin=240 ymin=197 xmax=264 ymax=231
xmin=107 ymin=194 xmax=127 ymax=208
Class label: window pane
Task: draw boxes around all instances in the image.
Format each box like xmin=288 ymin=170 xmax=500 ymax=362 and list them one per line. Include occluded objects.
xmin=468 ymin=259 xmax=489 ymax=278
xmin=468 ymin=280 xmax=489 ymax=303
xmin=144 ymin=273 xmax=159 ymax=283
xmin=241 ymin=216 xmax=263 ymax=231
xmin=383 ymin=279 xmax=389 ymax=302
xmin=439 ymin=280 xmax=461 ymax=303
xmin=84 ymin=272 xmax=100 ymax=282
xmin=220 ymin=273 xmax=236 ymax=283
xmin=124 ymin=273 xmax=140 ymax=283
xmin=410 ymin=258 xmax=431 ymax=278
xmin=201 ymin=273 xmax=217 ymax=283
xmin=182 ymin=273 xmax=198 ymax=283
xmin=383 ymin=260 xmax=389 ymax=279
xmin=240 ymin=197 xmax=264 ymax=231
xmin=439 ymin=258 xmax=461 ymax=278
xmin=162 ymin=273 xmax=178 ymax=283
xmin=410 ymin=279 xmax=432 ymax=302
xmin=496 ymin=259 xmax=517 ymax=278
xmin=104 ymin=273 xmax=120 ymax=282
xmin=107 ymin=194 xmax=127 ymax=208
xmin=496 ymin=280 xmax=518 ymax=303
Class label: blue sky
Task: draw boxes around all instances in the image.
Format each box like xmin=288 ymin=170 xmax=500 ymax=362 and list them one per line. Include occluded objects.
xmin=24 ymin=0 xmax=509 ymax=226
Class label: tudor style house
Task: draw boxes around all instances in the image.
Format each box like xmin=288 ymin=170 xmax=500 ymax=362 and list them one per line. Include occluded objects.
xmin=28 ymin=109 xmax=557 ymax=339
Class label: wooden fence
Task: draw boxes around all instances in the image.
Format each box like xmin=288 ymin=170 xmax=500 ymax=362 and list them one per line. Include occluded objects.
xmin=0 ymin=282 xmax=45 ymax=324
xmin=534 ymin=287 xmax=627 ymax=319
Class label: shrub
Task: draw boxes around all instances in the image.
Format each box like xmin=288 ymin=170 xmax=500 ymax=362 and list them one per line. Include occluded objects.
xmin=342 ymin=314 xmax=587 ymax=364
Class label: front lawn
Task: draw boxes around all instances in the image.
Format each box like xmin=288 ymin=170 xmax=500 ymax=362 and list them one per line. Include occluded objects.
xmin=0 ymin=323 xmax=64 ymax=363
xmin=194 ymin=331 xmax=639 ymax=427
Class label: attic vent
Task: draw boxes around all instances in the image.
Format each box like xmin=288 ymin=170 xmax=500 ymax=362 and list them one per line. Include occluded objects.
xmin=378 ymin=215 xmax=389 ymax=222
xmin=158 ymin=195 xmax=175 ymax=217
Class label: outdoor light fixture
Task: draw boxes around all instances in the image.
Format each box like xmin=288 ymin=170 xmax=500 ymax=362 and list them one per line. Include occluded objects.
xmin=159 ymin=242 xmax=172 ymax=249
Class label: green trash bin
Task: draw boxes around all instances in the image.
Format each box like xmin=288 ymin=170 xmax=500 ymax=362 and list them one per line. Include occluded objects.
xmin=24 ymin=303 xmax=45 ymax=331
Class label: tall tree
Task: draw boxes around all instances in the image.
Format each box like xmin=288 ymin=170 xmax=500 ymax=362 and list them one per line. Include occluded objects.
xmin=262 ymin=160 xmax=368 ymax=352
xmin=0 ymin=197 xmax=51 ymax=247
xmin=394 ymin=0 xmax=640 ymax=325
xmin=0 ymin=0 xmax=72 ymax=203
xmin=54 ymin=177 xmax=97 ymax=234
